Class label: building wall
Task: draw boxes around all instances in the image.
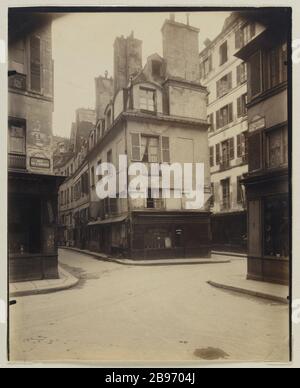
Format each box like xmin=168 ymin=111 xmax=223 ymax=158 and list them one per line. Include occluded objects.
xmin=8 ymin=22 xmax=54 ymax=175
xmin=162 ymin=19 xmax=200 ymax=82
xmin=199 ymin=16 xmax=263 ymax=215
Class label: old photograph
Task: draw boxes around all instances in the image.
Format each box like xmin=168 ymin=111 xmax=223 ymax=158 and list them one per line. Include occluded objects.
xmin=7 ymin=7 xmax=291 ymax=364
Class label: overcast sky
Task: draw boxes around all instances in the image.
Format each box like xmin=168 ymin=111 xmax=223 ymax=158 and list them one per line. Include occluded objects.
xmin=52 ymin=11 xmax=231 ymax=138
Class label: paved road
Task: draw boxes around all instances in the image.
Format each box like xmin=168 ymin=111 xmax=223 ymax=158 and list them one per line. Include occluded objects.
xmin=9 ymin=249 xmax=290 ymax=363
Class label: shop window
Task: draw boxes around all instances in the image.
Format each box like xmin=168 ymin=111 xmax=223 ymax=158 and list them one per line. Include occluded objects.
xmin=264 ymin=196 xmax=289 ymax=258
xmin=267 ymin=126 xmax=288 ymax=169
xmin=145 ymin=228 xmax=172 ymax=249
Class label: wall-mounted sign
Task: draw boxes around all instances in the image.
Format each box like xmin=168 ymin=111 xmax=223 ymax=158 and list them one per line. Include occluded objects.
xmin=249 ymin=116 xmax=266 ymax=132
xmin=30 ymin=157 xmax=51 ymax=169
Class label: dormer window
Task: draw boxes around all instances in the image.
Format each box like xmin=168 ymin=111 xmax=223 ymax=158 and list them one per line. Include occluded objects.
xmin=140 ymin=87 xmax=156 ymax=112
xmin=152 ymin=60 xmax=162 ymax=78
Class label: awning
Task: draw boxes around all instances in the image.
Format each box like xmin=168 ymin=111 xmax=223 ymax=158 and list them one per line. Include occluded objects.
xmin=88 ymin=215 xmax=127 ymax=226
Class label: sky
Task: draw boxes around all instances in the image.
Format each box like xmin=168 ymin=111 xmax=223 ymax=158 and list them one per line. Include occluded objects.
xmin=52 ymin=11 xmax=231 ymax=138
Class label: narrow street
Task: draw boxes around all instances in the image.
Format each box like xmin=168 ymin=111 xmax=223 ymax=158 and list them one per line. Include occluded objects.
xmin=9 ymin=249 xmax=289 ymax=363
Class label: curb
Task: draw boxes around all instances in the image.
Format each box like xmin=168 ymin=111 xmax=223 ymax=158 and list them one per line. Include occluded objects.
xmin=207 ymin=280 xmax=289 ymax=305
xmin=60 ymin=247 xmax=231 ymax=266
xmin=212 ymin=251 xmax=247 ymax=258
xmin=10 ymin=266 xmax=80 ymax=298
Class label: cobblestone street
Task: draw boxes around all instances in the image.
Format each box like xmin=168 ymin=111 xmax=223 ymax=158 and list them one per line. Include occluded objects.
xmin=9 ymin=249 xmax=290 ymax=363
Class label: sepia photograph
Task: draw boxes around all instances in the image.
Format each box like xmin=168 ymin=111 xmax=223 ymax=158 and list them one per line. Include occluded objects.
xmin=4 ymin=4 xmax=293 ymax=366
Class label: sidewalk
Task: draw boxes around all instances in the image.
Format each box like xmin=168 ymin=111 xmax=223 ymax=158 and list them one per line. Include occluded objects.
xmin=60 ymin=246 xmax=231 ymax=266
xmin=208 ymin=271 xmax=289 ymax=305
xmin=10 ymin=266 xmax=79 ymax=298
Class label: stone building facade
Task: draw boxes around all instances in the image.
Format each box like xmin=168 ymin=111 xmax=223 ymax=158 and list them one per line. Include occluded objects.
xmin=8 ymin=12 xmax=63 ymax=282
xmin=199 ymin=14 xmax=265 ymax=253
xmin=58 ymin=16 xmax=212 ymax=259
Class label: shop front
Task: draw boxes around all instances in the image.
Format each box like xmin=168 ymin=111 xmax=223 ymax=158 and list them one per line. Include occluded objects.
xmin=8 ymin=171 xmax=64 ymax=282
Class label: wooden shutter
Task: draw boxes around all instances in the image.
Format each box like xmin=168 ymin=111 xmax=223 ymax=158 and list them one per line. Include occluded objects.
xmin=209 ymin=54 xmax=213 ymax=71
xmin=216 ymin=79 xmax=221 ymax=98
xmin=228 ymin=103 xmax=233 ymax=123
xmin=237 ymin=96 xmax=242 ymax=118
xmin=30 ymin=35 xmax=41 ymax=92
xmin=131 ymin=134 xmax=141 ymax=161
xmin=237 ymin=64 xmax=241 ymax=85
xmin=216 ymin=144 xmax=220 ymax=165
xmin=249 ymin=51 xmax=262 ymax=97
xmin=235 ymin=29 xmax=242 ymax=49
xmin=248 ymin=132 xmax=262 ymax=171
xmin=210 ymin=113 xmax=214 ymax=132
xmin=228 ymin=72 xmax=232 ymax=91
xmin=230 ymin=138 xmax=235 ymax=160
xmin=210 ymin=146 xmax=214 ymax=167
xmin=250 ymin=23 xmax=256 ymax=38
xmin=216 ymin=110 xmax=220 ymax=129
xmin=237 ymin=134 xmax=242 ymax=157
xmin=162 ymin=136 xmax=170 ymax=163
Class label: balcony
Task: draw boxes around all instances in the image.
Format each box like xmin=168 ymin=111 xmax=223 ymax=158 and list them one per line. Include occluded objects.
xmin=8 ymin=153 xmax=27 ymax=170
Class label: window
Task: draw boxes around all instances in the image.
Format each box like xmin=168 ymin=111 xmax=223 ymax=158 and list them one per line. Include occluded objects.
xmin=237 ymin=176 xmax=244 ymax=204
xmin=9 ymin=121 xmax=26 ymax=154
xmin=216 ymin=103 xmax=233 ymax=129
xmin=30 ymin=35 xmax=41 ymax=92
xmin=200 ymin=55 xmax=213 ymax=78
xmin=237 ymin=93 xmax=248 ymax=117
xmin=152 ymin=61 xmax=162 ymax=78
xmin=208 ymin=113 xmax=214 ymax=132
xmin=219 ymin=41 xmax=228 ymax=65
xmin=216 ymin=72 xmax=232 ymax=98
xmin=147 ymin=189 xmax=164 ymax=209
xmin=162 ymin=137 xmax=170 ymax=163
xmin=264 ymin=195 xmax=289 ymax=258
xmin=249 ymin=51 xmax=262 ymax=97
xmin=237 ymin=132 xmax=248 ymax=162
xmin=267 ymin=126 xmax=288 ymax=169
xmin=140 ymin=88 xmax=156 ymax=112
xmin=265 ymin=43 xmax=288 ymax=90
xmin=141 ymin=136 xmax=159 ymax=163
xmin=9 ymin=39 xmax=25 ymax=74
xmin=235 ymin=23 xmax=256 ymax=49
xmin=237 ymin=62 xmax=247 ymax=85
xmin=132 ymin=134 xmax=141 ymax=161
xmin=221 ymin=138 xmax=234 ymax=167
xmin=221 ymin=178 xmax=230 ymax=210
xmin=210 ymin=146 xmax=215 ymax=167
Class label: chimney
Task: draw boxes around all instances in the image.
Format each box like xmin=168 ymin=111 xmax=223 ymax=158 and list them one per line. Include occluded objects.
xmin=114 ymin=32 xmax=142 ymax=94
xmin=162 ymin=18 xmax=200 ymax=82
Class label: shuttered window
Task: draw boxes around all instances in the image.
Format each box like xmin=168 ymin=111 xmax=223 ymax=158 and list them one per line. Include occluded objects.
xmin=216 ymin=72 xmax=232 ymax=98
xmin=210 ymin=146 xmax=214 ymax=167
xmin=249 ymin=51 xmax=262 ymax=97
xmin=216 ymin=103 xmax=233 ymax=129
xmin=216 ymin=144 xmax=221 ymax=165
xmin=30 ymin=35 xmax=41 ymax=92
